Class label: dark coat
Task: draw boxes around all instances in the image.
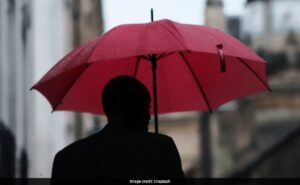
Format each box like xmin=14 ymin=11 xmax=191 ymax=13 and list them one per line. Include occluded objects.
xmin=51 ymin=124 xmax=185 ymax=178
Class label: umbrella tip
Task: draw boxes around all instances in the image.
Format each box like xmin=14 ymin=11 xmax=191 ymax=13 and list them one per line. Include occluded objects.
xmin=268 ymin=86 xmax=273 ymax=92
xmin=151 ymin=8 xmax=154 ymax=22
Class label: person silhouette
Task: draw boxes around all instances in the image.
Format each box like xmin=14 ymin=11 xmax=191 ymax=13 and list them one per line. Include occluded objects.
xmin=51 ymin=75 xmax=185 ymax=178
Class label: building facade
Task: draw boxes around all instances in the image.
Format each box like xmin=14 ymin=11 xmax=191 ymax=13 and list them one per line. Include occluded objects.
xmin=0 ymin=0 xmax=96 ymax=177
xmin=217 ymin=0 xmax=300 ymax=177
xmin=192 ymin=0 xmax=300 ymax=178
xmin=242 ymin=0 xmax=300 ymax=70
xmin=205 ymin=0 xmax=226 ymax=31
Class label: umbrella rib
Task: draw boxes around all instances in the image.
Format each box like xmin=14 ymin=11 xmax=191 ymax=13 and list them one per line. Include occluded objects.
xmin=141 ymin=55 xmax=150 ymax=61
xmin=156 ymin=53 xmax=166 ymax=60
xmin=52 ymin=40 xmax=100 ymax=112
xmin=235 ymin=57 xmax=272 ymax=92
xmin=158 ymin=22 xmax=187 ymax=50
xmin=133 ymin=56 xmax=142 ymax=78
xmin=178 ymin=52 xmax=213 ymax=113
xmin=136 ymin=24 xmax=146 ymax=54
xmin=157 ymin=52 xmax=175 ymax=60
xmin=52 ymin=64 xmax=91 ymax=112
xmin=32 ymin=45 xmax=88 ymax=89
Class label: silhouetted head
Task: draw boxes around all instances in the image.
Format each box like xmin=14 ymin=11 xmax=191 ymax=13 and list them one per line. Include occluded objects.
xmin=102 ymin=75 xmax=151 ymax=130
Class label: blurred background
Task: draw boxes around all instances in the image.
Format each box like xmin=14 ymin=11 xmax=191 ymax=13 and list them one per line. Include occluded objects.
xmin=1 ymin=0 xmax=300 ymax=178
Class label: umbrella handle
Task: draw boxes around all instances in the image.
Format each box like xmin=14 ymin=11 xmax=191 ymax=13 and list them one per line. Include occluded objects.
xmin=217 ymin=44 xmax=226 ymax=72
xmin=151 ymin=55 xmax=159 ymax=134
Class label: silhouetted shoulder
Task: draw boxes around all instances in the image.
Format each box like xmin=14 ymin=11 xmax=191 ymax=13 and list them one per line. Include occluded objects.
xmin=146 ymin=132 xmax=175 ymax=144
xmin=147 ymin=132 xmax=171 ymax=139
xmin=146 ymin=132 xmax=179 ymax=153
xmin=51 ymin=132 xmax=103 ymax=178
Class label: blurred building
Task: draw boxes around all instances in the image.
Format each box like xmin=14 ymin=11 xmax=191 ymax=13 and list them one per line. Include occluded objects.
xmin=187 ymin=0 xmax=300 ymax=178
xmin=212 ymin=0 xmax=300 ymax=178
xmin=241 ymin=0 xmax=300 ymax=135
xmin=205 ymin=0 xmax=242 ymax=38
xmin=242 ymin=0 xmax=300 ymax=72
xmin=226 ymin=16 xmax=241 ymax=39
xmin=0 ymin=0 xmax=103 ymax=178
xmin=236 ymin=0 xmax=300 ymax=177
xmin=205 ymin=0 xmax=226 ymax=31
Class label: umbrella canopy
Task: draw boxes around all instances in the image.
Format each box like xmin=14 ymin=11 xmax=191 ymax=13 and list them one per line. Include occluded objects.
xmin=31 ymin=19 xmax=270 ymax=132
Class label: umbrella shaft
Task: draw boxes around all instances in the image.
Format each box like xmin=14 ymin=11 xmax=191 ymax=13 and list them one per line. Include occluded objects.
xmin=151 ymin=8 xmax=154 ymax=22
xmin=151 ymin=56 xmax=159 ymax=134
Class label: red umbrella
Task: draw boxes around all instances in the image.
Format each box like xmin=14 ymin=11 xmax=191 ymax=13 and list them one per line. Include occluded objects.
xmin=31 ymin=18 xmax=270 ymax=133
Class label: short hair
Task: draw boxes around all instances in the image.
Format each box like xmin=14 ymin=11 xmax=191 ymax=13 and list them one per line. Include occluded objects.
xmin=102 ymin=75 xmax=151 ymax=118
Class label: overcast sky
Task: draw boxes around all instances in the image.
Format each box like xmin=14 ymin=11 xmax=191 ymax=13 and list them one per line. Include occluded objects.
xmin=102 ymin=0 xmax=247 ymax=31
